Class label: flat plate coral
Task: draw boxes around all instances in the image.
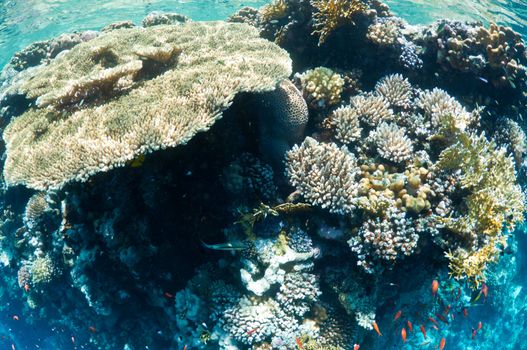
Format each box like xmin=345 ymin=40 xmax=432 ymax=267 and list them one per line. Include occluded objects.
xmin=3 ymin=21 xmax=292 ymax=190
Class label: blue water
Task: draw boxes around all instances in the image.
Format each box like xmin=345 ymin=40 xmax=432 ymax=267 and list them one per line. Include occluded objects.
xmin=1 ymin=0 xmax=527 ymax=69
xmin=0 ymin=1 xmax=527 ymax=350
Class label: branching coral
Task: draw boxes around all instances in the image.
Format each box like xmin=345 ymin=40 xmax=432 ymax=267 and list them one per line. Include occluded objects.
xmin=348 ymin=207 xmax=420 ymax=272
xmin=350 ymin=93 xmax=394 ymax=126
xmin=417 ymin=88 xmax=478 ymax=133
xmin=330 ymin=106 xmax=362 ymax=143
xmin=3 ymin=22 xmax=292 ymax=190
xmin=259 ymin=0 xmax=290 ymax=22
xmin=286 ymin=137 xmax=360 ymax=215
xmin=297 ymin=67 xmax=345 ymax=109
xmin=374 ymin=73 xmax=413 ymax=109
xmin=369 ymin=122 xmax=413 ymax=163
xmin=494 ymin=118 xmax=527 ymax=169
xmin=311 ymin=0 xmax=370 ymax=45
xmin=436 ymin=132 xmax=525 ymax=236
xmin=445 ymin=236 xmax=507 ymax=288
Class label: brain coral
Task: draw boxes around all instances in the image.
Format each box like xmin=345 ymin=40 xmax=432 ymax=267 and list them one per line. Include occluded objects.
xmin=3 ymin=22 xmax=292 ymax=190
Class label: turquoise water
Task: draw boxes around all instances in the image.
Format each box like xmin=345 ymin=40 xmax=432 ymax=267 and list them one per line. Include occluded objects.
xmin=1 ymin=0 xmax=527 ymax=69
xmin=1 ymin=1 xmax=527 ymax=350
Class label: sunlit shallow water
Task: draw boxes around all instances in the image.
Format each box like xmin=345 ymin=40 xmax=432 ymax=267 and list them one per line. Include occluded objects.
xmin=1 ymin=0 xmax=527 ymax=68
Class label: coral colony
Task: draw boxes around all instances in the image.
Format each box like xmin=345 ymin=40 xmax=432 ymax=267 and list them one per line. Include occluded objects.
xmin=0 ymin=1 xmax=526 ymax=349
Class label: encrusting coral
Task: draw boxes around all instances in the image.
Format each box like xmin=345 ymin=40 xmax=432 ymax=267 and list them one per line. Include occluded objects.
xmin=3 ymin=21 xmax=292 ymax=190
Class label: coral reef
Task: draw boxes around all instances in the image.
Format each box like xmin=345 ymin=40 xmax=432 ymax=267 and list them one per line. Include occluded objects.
xmin=3 ymin=22 xmax=292 ymax=190
xmin=0 ymin=2 xmax=526 ymax=349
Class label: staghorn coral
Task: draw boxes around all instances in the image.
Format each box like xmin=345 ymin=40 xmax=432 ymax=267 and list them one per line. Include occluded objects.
xmin=311 ymin=0 xmax=370 ymax=45
xmin=286 ymin=137 xmax=360 ymax=215
xmin=330 ymin=106 xmax=363 ymax=143
xmin=369 ymin=122 xmax=413 ymax=163
xmin=374 ymin=73 xmax=413 ymax=109
xmin=297 ymin=67 xmax=345 ymax=109
xmin=3 ymin=22 xmax=292 ymax=191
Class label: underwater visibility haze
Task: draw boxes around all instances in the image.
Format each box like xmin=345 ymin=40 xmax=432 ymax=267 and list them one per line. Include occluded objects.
xmin=1 ymin=0 xmax=527 ymax=349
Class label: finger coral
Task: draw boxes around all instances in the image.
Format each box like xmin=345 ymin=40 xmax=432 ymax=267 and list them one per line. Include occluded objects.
xmin=285 ymin=137 xmax=360 ymax=215
xmin=3 ymin=22 xmax=292 ymax=190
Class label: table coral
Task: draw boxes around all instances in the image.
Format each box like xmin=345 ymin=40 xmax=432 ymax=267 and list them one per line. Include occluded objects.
xmin=3 ymin=21 xmax=292 ymax=191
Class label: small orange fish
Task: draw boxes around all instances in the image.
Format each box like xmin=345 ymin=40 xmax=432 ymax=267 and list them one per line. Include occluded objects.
xmin=407 ymin=320 xmax=413 ymax=332
xmin=164 ymin=292 xmax=174 ymax=299
xmin=451 ymin=313 xmax=455 ymax=321
xmin=88 ymin=326 xmax=97 ymax=333
xmin=436 ymin=313 xmax=449 ymax=324
xmin=428 ymin=317 xmax=439 ymax=326
xmin=472 ymin=328 xmax=477 ymax=340
xmin=247 ymin=328 xmax=258 ymax=336
xmin=439 ymin=337 xmax=446 ymax=350
xmin=420 ymin=324 xmax=427 ymax=339
xmin=354 ymin=344 xmax=360 ymax=350
xmin=478 ymin=321 xmax=482 ymax=330
xmin=394 ymin=310 xmax=402 ymax=322
xmin=372 ymin=321 xmax=382 ymax=336
xmin=296 ymin=337 xmax=304 ymax=349
xmin=71 ymin=336 xmax=75 ymax=344
xmin=444 ymin=304 xmax=451 ymax=315
xmin=481 ymin=284 xmax=488 ymax=302
xmin=401 ymin=327 xmax=407 ymax=343
xmin=431 ymin=280 xmax=439 ymax=296
xmin=432 ymin=325 xmax=439 ymax=331
xmin=183 ymin=345 xmax=187 ymax=350
xmin=12 ymin=315 xmax=19 ymax=321
xmin=463 ymin=308 xmax=468 ymax=318
xmin=23 ymin=284 xmax=30 ymax=292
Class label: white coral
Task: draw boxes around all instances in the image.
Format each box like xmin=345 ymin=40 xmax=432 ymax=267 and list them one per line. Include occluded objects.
xmin=370 ymin=122 xmax=413 ymax=163
xmin=286 ymin=137 xmax=360 ymax=215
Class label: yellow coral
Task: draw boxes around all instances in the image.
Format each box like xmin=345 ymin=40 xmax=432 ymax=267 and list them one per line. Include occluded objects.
xmin=436 ymin=132 xmax=525 ymax=237
xmin=259 ymin=0 xmax=289 ymax=22
xmin=298 ymin=67 xmax=345 ymax=108
xmin=445 ymin=235 xmax=507 ymax=288
xmin=312 ymin=0 xmax=369 ymax=45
